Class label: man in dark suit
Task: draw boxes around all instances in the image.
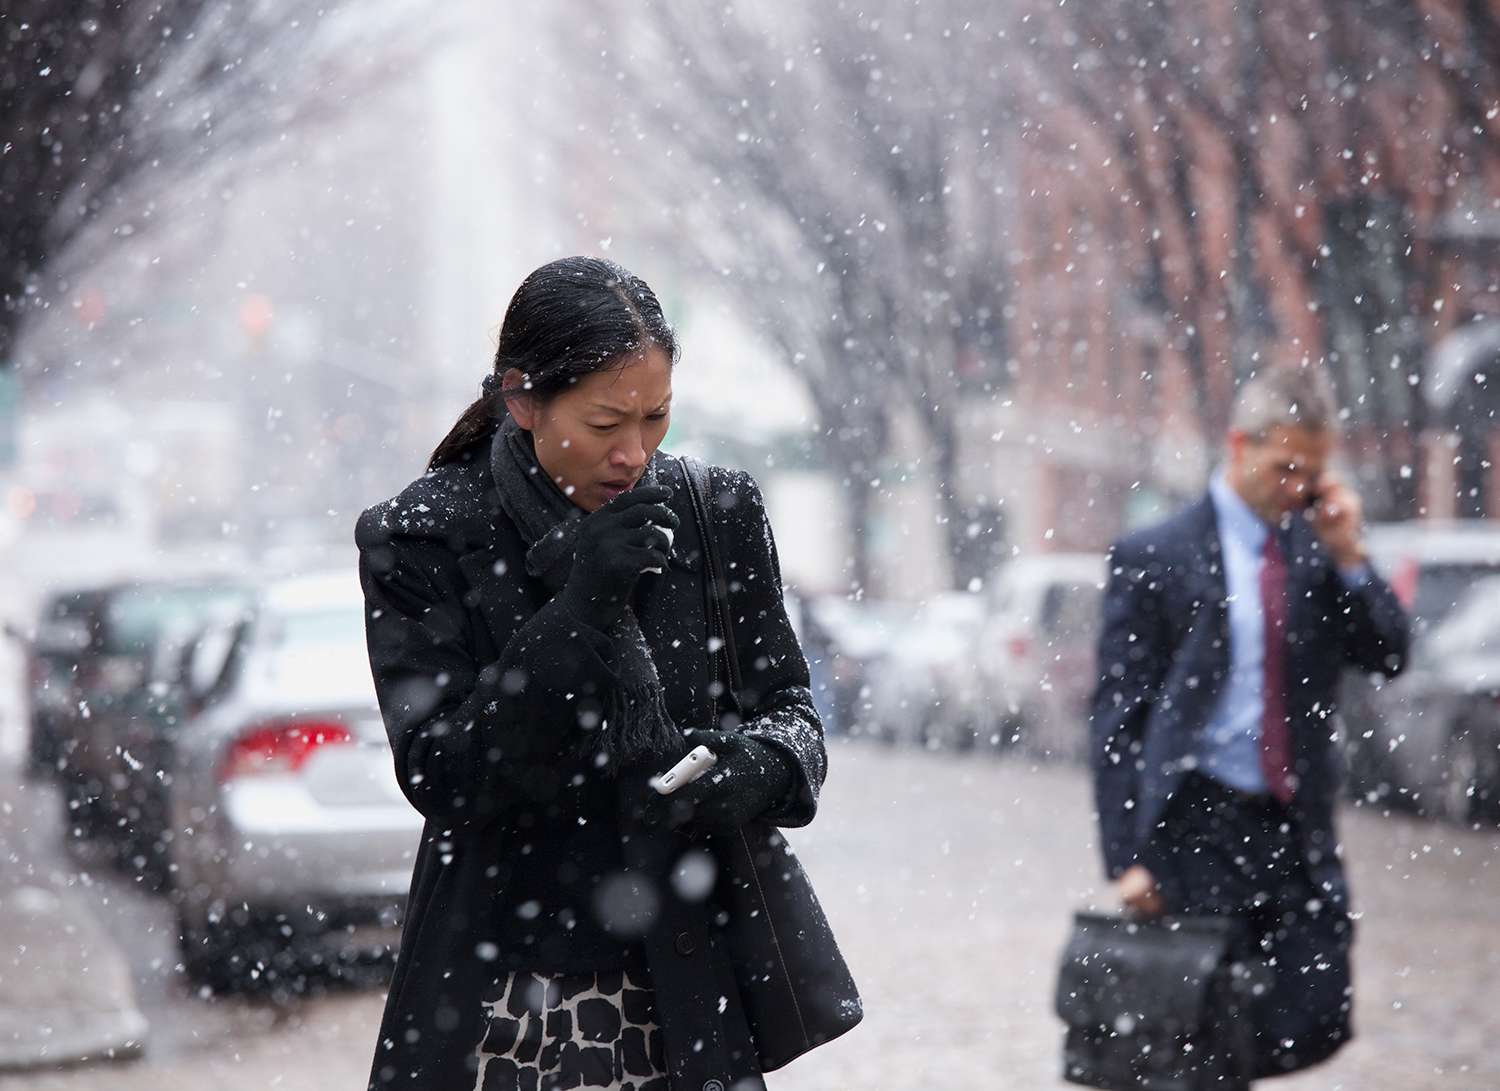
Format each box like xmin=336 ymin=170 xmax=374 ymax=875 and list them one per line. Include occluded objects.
xmin=1090 ymin=368 xmax=1410 ymax=1079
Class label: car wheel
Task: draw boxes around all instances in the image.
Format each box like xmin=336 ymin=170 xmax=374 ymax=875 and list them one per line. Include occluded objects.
xmin=969 ymin=703 xmax=997 ymax=752
xmin=26 ymin=718 xmax=58 ymax=780
xmin=1438 ymin=725 xmax=1485 ymax=826
xmin=1342 ymin=726 xmax=1385 ymax=805
xmin=178 ymin=903 xmax=303 ymax=996
xmin=1011 ymin=704 xmax=1043 ymax=758
xmin=122 ymin=788 xmax=174 ymax=893
xmin=984 ymin=706 xmax=1021 ymax=753
xmin=923 ymin=720 xmax=960 ymax=751
xmin=917 ymin=703 xmax=946 ymax=750
xmin=1475 ymin=725 xmax=1500 ymax=825
xmin=60 ymin=775 xmax=105 ymax=841
xmin=1444 ymin=718 xmax=1500 ymax=826
xmin=177 ymin=903 xmax=243 ymax=994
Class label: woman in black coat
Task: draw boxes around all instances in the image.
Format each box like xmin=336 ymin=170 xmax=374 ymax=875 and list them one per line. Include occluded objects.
xmin=357 ymin=257 xmax=859 ymax=1090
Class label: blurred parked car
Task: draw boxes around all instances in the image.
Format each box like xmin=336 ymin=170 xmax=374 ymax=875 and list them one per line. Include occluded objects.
xmin=105 ymin=604 xmax=253 ymax=887
xmin=780 ymin=584 xmax=844 ymax=736
xmin=975 ymin=553 xmax=1105 ymax=762
xmin=48 ymin=578 xmax=249 ymax=850
xmin=803 ymin=595 xmax=906 ymax=739
xmin=21 ymin=589 xmax=105 ymax=779
xmin=1343 ymin=523 xmax=1500 ymax=822
xmin=1364 ymin=520 xmax=1500 ymax=639
xmin=168 ymin=570 xmax=421 ymax=990
xmin=862 ymin=591 xmax=988 ymax=749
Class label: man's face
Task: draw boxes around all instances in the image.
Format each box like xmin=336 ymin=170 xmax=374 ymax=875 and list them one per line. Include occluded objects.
xmin=1226 ymin=424 xmax=1332 ymax=525
xmin=508 ymin=347 xmax=673 ymax=513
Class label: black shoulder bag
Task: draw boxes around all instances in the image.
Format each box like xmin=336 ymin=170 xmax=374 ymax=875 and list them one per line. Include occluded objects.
xmin=1055 ymin=910 xmax=1258 ymax=1090
xmin=677 ymin=454 xmax=863 ymax=1072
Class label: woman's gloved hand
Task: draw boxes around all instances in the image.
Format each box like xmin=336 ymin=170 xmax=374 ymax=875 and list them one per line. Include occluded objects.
xmin=646 ymin=729 xmax=796 ymax=834
xmin=559 ymin=485 xmax=680 ymax=631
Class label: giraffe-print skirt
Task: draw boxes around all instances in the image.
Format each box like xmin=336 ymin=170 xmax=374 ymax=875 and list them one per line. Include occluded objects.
xmin=473 ymin=967 xmax=667 ymax=1091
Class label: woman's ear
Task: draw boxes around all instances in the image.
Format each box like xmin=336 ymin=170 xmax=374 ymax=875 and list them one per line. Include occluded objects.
xmin=502 ymin=368 xmax=535 ymax=429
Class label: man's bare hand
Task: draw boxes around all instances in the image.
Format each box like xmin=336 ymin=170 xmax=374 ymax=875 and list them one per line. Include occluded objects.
xmin=1308 ymin=471 xmax=1367 ymax=570
xmin=1118 ymin=864 xmax=1165 ymax=918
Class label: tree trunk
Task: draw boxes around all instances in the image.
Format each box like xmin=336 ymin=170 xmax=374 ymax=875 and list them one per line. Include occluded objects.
xmin=927 ymin=408 xmax=967 ymax=591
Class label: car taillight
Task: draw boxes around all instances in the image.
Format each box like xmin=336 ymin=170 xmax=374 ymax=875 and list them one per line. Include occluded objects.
xmin=1391 ymin=557 xmax=1419 ymax=611
xmin=1007 ymin=635 xmax=1030 ymax=660
xmin=218 ymin=719 xmax=352 ymax=783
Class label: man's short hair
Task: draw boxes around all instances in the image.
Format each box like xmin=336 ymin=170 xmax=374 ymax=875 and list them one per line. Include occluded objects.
xmin=1229 ymin=367 xmax=1337 ymax=437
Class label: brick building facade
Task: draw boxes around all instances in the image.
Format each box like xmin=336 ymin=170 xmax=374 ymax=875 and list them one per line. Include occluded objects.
xmin=981 ymin=0 xmax=1500 ymax=553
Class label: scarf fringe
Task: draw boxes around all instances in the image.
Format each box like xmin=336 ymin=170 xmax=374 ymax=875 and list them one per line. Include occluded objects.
xmin=596 ymin=678 xmax=682 ymax=765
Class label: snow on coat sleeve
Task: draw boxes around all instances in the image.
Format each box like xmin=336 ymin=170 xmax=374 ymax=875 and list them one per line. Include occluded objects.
xmin=714 ymin=467 xmax=827 ymax=828
xmin=356 ymin=508 xmax=621 ymax=828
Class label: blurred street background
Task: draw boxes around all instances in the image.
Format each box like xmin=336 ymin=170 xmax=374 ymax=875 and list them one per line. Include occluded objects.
xmin=3 ymin=0 xmax=1500 ymax=1086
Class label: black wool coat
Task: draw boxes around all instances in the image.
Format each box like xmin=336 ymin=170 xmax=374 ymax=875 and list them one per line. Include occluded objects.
xmin=355 ymin=443 xmax=831 ymax=1091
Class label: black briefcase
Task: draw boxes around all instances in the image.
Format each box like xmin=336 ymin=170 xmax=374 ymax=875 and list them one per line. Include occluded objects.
xmin=1055 ymin=912 xmax=1257 ymax=1091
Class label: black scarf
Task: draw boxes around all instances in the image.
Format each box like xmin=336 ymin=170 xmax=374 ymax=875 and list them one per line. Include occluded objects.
xmin=489 ymin=414 xmax=680 ymax=764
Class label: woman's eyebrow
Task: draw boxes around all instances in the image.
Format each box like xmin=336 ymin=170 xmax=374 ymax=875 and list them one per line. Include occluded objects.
xmin=587 ymin=397 xmax=673 ymax=414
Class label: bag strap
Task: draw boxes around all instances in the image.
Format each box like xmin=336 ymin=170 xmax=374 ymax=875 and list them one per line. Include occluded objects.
xmin=678 ymin=454 xmax=744 ymax=720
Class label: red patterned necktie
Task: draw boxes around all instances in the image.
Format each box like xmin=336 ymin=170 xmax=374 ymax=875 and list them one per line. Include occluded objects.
xmin=1260 ymin=531 xmax=1295 ymax=803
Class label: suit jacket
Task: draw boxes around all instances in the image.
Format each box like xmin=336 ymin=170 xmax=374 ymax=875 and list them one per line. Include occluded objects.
xmin=1089 ymin=495 xmax=1410 ymax=902
xmin=355 ymin=444 xmax=832 ymax=1089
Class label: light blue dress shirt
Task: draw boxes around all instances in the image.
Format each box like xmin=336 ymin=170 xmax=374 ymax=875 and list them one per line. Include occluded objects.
xmin=1195 ymin=472 xmax=1371 ymax=794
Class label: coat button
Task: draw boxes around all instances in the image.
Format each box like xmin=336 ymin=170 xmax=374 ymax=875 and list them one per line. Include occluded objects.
xmin=674 ymin=930 xmax=697 ymax=956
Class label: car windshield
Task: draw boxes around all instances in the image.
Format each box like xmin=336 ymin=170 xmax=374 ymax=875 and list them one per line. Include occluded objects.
xmin=266 ymin=605 xmax=367 ymax=648
xmin=1421 ymin=578 xmax=1500 ymax=665
xmin=243 ymin=604 xmax=373 ymax=707
xmin=103 ymin=585 xmax=249 ymax=656
xmin=1042 ymin=583 xmax=1103 ymax=636
xmin=1390 ymin=560 xmax=1500 ymax=637
xmin=808 ymin=598 xmax=905 ymax=658
xmin=890 ymin=613 xmax=972 ymax=661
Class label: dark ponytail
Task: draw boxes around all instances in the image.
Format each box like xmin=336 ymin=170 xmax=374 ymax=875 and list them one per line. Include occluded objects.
xmin=427 ymin=257 xmax=679 ymax=469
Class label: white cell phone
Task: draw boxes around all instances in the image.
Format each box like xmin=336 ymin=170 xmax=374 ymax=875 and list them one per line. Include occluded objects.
xmin=649 ymin=743 xmax=717 ymax=795
xmin=642 ymin=522 xmax=675 ymax=575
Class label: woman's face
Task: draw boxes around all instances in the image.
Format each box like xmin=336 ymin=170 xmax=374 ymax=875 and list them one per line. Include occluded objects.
xmin=507 ymin=347 xmax=674 ymax=512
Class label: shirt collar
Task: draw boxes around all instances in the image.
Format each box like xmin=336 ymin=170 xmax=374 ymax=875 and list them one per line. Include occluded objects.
xmin=1209 ymin=469 xmax=1270 ymax=553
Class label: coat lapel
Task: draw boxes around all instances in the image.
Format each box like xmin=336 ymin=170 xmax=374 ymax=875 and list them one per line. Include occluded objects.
xmin=1176 ymin=495 xmax=1232 ymax=708
xmin=1181 ymin=495 xmax=1230 ymax=633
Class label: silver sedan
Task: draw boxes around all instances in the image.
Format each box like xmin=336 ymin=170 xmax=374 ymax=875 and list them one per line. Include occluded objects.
xmin=167 ymin=571 xmax=422 ymax=991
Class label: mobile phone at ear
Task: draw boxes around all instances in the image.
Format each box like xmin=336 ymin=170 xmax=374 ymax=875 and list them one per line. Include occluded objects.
xmin=649 ymin=744 xmax=717 ymax=795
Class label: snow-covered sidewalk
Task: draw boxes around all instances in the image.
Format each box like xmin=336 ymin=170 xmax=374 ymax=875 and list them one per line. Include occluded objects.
xmin=0 ymin=767 xmax=148 ymax=1071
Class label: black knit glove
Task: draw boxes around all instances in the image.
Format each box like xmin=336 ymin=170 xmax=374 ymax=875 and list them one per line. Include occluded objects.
xmin=559 ymin=485 xmax=679 ymax=631
xmin=646 ymin=729 xmax=797 ymax=834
